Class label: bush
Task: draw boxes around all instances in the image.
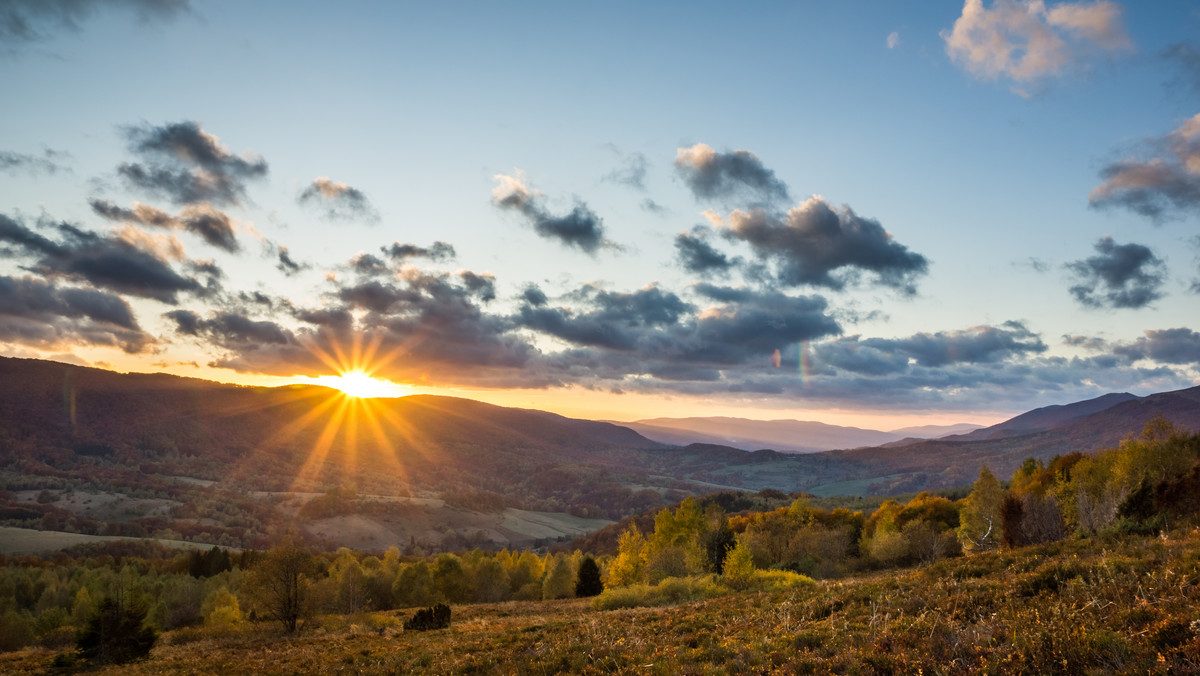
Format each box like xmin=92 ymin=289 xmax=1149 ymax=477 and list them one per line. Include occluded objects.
xmin=592 ymin=576 xmax=723 ymax=610
xmin=76 ymin=597 xmax=157 ymax=664
xmin=404 ymin=603 xmax=451 ymax=631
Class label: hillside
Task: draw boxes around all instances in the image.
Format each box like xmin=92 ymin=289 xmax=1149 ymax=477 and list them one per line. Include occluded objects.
xmin=3 ymin=357 xmax=1200 ymax=553
xmin=620 ymin=416 xmax=906 ymax=452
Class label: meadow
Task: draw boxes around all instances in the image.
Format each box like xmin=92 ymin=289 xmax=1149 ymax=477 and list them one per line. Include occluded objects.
xmin=2 ymin=525 xmax=1199 ymax=674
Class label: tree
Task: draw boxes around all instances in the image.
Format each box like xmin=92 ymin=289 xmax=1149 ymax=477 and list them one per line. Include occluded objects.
xmin=76 ymin=596 xmax=157 ymax=664
xmin=246 ymin=539 xmax=313 ymax=633
xmin=574 ymin=556 xmax=603 ymax=597
xmin=607 ymin=527 xmax=645 ymax=587
xmin=542 ymin=554 xmax=575 ymax=600
xmin=722 ymin=537 xmax=755 ymax=589
xmin=959 ymin=467 xmax=1003 ymax=552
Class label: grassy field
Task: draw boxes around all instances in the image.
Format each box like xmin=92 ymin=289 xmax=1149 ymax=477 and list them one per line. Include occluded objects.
xmin=0 ymin=527 xmax=208 ymax=556
xmin=4 ymin=526 xmax=1199 ymax=674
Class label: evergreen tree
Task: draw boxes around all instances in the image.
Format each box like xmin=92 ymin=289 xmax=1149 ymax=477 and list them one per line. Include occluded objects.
xmin=76 ymin=597 xmax=157 ymax=664
xmin=574 ymin=556 xmax=603 ymax=597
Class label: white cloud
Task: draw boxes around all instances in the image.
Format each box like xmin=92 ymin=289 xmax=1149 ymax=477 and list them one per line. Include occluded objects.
xmin=887 ymin=31 xmax=900 ymax=49
xmin=941 ymin=0 xmax=1131 ymax=92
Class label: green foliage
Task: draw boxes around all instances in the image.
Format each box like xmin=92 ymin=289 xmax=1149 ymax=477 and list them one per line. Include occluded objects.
xmin=721 ymin=538 xmax=755 ymax=589
xmin=591 ymin=576 xmax=724 ymax=610
xmin=76 ymin=596 xmax=157 ymax=664
xmin=607 ymin=526 xmax=645 ymax=587
xmin=541 ymin=555 xmax=574 ymax=600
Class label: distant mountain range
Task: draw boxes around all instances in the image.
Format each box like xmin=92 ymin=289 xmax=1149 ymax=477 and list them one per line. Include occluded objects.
xmin=617 ymin=417 xmax=983 ymax=453
xmin=1 ymin=356 xmax=1198 ymax=552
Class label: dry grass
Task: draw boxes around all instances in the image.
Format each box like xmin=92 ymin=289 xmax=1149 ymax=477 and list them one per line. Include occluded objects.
xmin=5 ymin=528 xmax=1200 ymax=674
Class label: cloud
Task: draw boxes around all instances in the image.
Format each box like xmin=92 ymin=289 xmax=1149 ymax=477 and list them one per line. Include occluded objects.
xmin=185 ymin=268 xmax=541 ymax=388
xmin=0 ymin=274 xmax=152 ymax=353
xmin=674 ymin=143 xmax=790 ymax=204
xmin=814 ymin=321 xmax=1048 ymax=375
xmin=1164 ymin=43 xmax=1200 ymax=96
xmin=1089 ymin=113 xmax=1200 ymax=220
xmin=117 ymin=121 xmax=268 ymax=206
xmin=640 ymin=198 xmax=667 ymax=214
xmin=722 ymin=196 xmax=929 ymax=293
xmin=492 ymin=174 xmax=616 ymax=254
xmin=1066 ymin=236 xmax=1165 ymax=309
xmin=603 ymin=148 xmax=649 ymax=190
xmin=90 ymin=199 xmax=240 ymax=252
xmin=0 ymin=212 xmax=204 ymax=303
xmin=887 ymin=31 xmax=900 ymax=49
xmin=272 ymin=244 xmax=306 ymax=276
xmin=382 ymin=240 xmax=456 ymax=262
xmin=0 ymin=148 xmax=68 ymax=175
xmin=1111 ymin=327 xmax=1200 ymax=365
xmin=0 ymin=0 xmax=190 ymax=47
xmin=941 ymin=0 xmax=1131 ymax=94
xmin=297 ymin=177 xmax=380 ymax=223
xmin=674 ymin=226 xmax=736 ymax=274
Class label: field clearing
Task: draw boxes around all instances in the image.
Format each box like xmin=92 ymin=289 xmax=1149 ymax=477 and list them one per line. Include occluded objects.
xmin=0 ymin=527 xmax=207 ymax=556
xmin=14 ymin=490 xmax=180 ymax=522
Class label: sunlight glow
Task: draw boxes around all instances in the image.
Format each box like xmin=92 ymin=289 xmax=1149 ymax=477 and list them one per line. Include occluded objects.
xmin=308 ymin=371 xmax=408 ymax=398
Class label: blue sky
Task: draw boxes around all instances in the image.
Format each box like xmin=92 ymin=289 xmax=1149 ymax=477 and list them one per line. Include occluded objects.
xmin=1 ymin=0 xmax=1199 ymax=427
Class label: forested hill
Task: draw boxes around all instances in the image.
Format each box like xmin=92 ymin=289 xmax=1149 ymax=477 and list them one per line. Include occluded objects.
xmin=3 ymin=356 xmax=1199 ymax=505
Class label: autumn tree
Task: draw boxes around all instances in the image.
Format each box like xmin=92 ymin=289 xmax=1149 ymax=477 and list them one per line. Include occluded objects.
xmin=246 ymin=539 xmax=314 ymax=633
xmin=959 ymin=467 xmax=1003 ymax=552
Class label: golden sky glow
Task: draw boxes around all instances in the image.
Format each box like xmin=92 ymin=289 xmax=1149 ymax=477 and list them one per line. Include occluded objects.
xmin=302 ymin=371 xmax=409 ymax=399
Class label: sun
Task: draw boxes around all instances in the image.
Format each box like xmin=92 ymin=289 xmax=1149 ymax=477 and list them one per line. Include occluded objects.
xmin=309 ymin=370 xmax=408 ymax=398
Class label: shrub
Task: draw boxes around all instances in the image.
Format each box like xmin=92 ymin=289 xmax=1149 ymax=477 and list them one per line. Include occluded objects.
xmin=591 ymin=576 xmax=723 ymax=610
xmin=404 ymin=603 xmax=451 ymax=631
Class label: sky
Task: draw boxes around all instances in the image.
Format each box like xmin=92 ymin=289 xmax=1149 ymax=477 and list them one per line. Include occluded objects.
xmin=1 ymin=0 xmax=1199 ymax=429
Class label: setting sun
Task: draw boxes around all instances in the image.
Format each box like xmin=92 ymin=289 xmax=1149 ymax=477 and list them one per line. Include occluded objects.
xmin=307 ymin=371 xmax=408 ymax=398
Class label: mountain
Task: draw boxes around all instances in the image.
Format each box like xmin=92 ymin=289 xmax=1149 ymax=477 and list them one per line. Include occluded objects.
xmin=620 ymin=417 xmax=903 ymax=453
xmin=954 ymin=392 xmax=1140 ymax=441
xmin=887 ymin=423 xmax=983 ymax=438
xmin=2 ymin=356 xmax=1198 ymax=554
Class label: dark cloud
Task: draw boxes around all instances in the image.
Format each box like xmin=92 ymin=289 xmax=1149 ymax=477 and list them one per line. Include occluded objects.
xmin=723 ymin=197 xmax=929 ymax=293
xmin=90 ymin=199 xmax=239 ymax=252
xmin=517 ymin=285 xmax=693 ymax=351
xmin=492 ymin=174 xmax=616 ymax=254
xmin=193 ymin=269 xmax=540 ymax=387
xmin=1089 ymin=113 xmax=1200 ymax=220
xmin=603 ymin=149 xmax=648 ymax=190
xmin=1164 ymin=43 xmax=1200 ymax=96
xmin=1112 ymin=328 xmax=1200 ymax=365
xmin=382 ymin=241 xmax=456 ymax=262
xmin=0 ymin=274 xmax=152 ymax=353
xmin=0 ymin=148 xmax=68 ymax=175
xmin=118 ymin=121 xmax=267 ymax=206
xmin=813 ymin=321 xmax=1047 ymax=376
xmin=0 ymin=212 xmax=203 ymax=303
xmin=0 ymin=0 xmax=189 ymax=46
xmin=297 ymin=177 xmax=380 ymax=223
xmin=674 ymin=226 xmax=735 ymax=274
xmin=349 ymin=253 xmax=389 ymax=276
xmin=267 ymin=244 xmax=306 ymax=276
xmin=674 ymin=143 xmax=790 ymax=204
xmin=1066 ymin=236 xmax=1165 ymax=309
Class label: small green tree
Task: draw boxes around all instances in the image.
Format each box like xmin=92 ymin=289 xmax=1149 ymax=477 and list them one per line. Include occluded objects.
xmin=722 ymin=537 xmax=755 ymax=589
xmin=541 ymin=554 xmax=575 ymax=600
xmin=574 ymin=556 xmax=603 ymax=597
xmin=607 ymin=527 xmax=645 ymax=587
xmin=76 ymin=597 xmax=157 ymax=664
